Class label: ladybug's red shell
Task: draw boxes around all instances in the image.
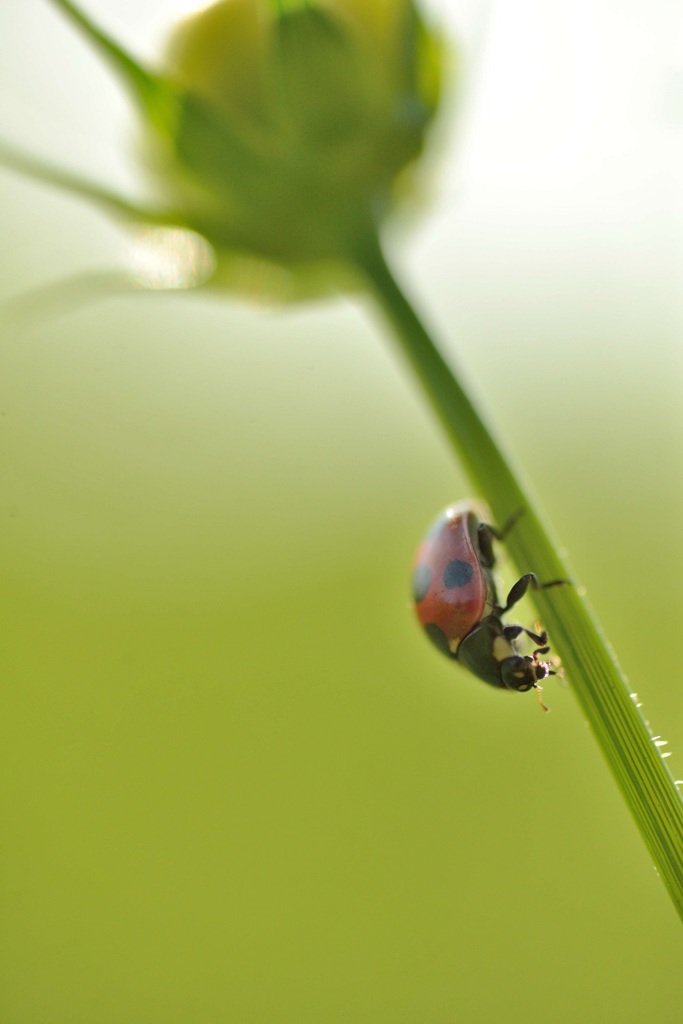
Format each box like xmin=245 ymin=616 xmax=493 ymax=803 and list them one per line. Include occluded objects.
xmin=412 ymin=504 xmax=496 ymax=659
xmin=412 ymin=500 xmax=565 ymax=702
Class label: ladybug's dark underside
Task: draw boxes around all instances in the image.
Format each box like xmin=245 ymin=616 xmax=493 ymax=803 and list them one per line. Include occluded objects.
xmin=412 ymin=503 xmax=565 ymax=694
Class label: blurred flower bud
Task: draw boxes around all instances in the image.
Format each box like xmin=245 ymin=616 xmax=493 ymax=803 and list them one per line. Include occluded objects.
xmin=143 ymin=0 xmax=446 ymax=294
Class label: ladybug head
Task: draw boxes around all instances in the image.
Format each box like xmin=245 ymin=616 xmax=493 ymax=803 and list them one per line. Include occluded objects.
xmin=500 ymin=655 xmax=550 ymax=693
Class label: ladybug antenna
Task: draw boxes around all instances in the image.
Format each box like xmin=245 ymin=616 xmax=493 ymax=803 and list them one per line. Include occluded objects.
xmin=534 ymin=683 xmax=550 ymax=713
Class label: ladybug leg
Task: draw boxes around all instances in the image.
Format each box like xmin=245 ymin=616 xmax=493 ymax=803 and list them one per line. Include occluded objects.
xmin=503 ymin=573 xmax=569 ymax=613
xmin=502 ymin=624 xmax=523 ymax=641
xmin=503 ymin=623 xmax=549 ymax=647
xmin=531 ymin=646 xmax=557 ymax=673
xmin=492 ymin=507 xmax=525 ymax=540
xmin=479 ymin=509 xmax=525 ymax=565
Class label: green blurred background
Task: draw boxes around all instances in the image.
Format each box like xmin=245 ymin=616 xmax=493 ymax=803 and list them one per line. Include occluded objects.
xmin=1 ymin=1 xmax=682 ymax=1021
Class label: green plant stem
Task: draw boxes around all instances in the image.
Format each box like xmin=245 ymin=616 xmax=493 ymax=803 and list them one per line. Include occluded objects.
xmin=0 ymin=142 xmax=175 ymax=224
xmin=352 ymin=230 xmax=683 ymax=922
xmin=46 ymin=0 xmax=165 ymax=116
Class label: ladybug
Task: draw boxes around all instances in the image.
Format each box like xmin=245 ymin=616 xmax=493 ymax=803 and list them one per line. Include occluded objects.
xmin=412 ymin=502 xmax=566 ymax=708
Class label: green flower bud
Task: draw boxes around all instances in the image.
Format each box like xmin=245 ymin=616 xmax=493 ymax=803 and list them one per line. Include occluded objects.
xmin=143 ymin=0 xmax=446 ymax=293
xmin=8 ymin=0 xmax=448 ymax=300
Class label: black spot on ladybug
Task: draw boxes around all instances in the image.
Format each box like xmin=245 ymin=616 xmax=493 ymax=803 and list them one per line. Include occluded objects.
xmin=412 ymin=563 xmax=432 ymax=603
xmin=443 ymin=559 xmax=474 ymax=588
xmin=424 ymin=623 xmax=456 ymax=659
